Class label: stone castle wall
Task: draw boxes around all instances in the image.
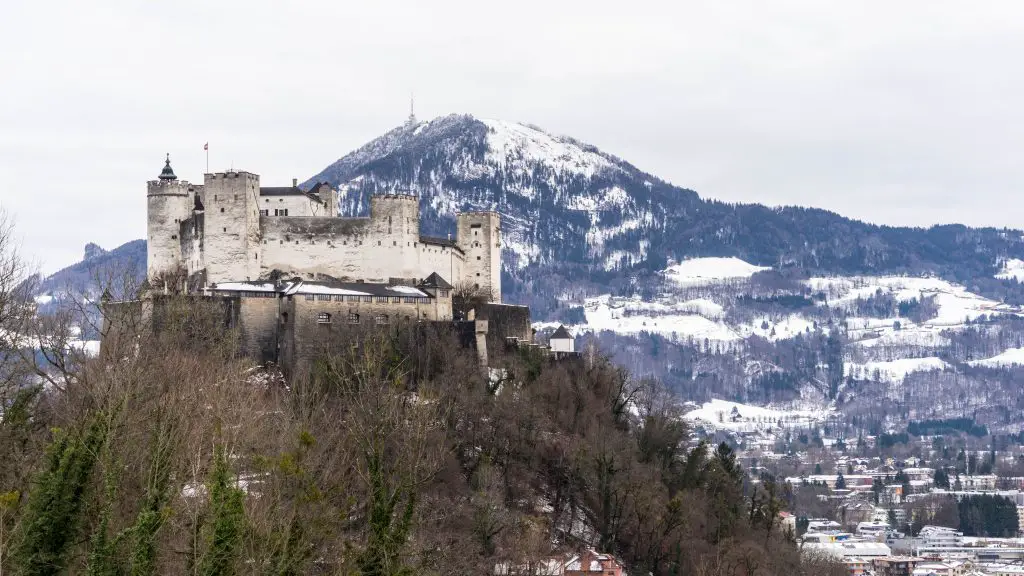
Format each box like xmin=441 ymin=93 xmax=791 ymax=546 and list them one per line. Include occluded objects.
xmin=259 ymin=215 xmax=465 ymax=283
xmin=277 ymin=293 xmax=444 ymax=376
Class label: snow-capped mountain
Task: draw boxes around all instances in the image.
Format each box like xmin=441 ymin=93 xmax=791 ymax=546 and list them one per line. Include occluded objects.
xmin=305 ymin=114 xmax=679 ymax=295
xmin=305 ymin=114 xmax=1024 ymax=321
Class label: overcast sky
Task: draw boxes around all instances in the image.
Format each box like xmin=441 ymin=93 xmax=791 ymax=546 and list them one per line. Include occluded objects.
xmin=2 ymin=1 xmax=1023 ymax=273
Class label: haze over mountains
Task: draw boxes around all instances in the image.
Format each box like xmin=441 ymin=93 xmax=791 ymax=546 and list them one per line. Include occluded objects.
xmin=40 ymin=115 xmax=1024 ymax=432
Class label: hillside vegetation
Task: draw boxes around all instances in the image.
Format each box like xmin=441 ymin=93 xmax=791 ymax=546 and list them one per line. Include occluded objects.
xmin=0 ymin=215 xmax=842 ymax=575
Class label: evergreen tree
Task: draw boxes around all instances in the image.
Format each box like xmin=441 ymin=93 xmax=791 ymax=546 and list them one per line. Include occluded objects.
xmin=11 ymin=416 xmax=108 ymax=576
xmin=197 ymin=445 xmax=246 ymax=576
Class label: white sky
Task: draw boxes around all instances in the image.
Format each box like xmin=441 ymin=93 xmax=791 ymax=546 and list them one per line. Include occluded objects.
xmin=2 ymin=0 xmax=1023 ymax=273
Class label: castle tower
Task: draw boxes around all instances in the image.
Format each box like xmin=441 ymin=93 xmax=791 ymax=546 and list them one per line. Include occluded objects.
xmin=203 ymin=170 xmax=262 ymax=283
xmin=370 ymin=192 xmax=417 ymax=243
xmin=147 ymin=155 xmax=192 ymax=283
xmin=457 ymin=211 xmax=502 ymax=302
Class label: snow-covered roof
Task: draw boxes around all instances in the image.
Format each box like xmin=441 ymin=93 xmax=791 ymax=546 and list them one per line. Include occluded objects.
xmin=211 ymin=280 xmax=431 ymax=299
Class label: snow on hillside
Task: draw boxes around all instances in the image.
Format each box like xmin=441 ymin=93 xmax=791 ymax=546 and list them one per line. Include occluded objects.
xmin=480 ymin=119 xmax=617 ymax=179
xmin=809 ymin=276 xmax=1013 ymax=326
xmin=810 ymin=275 xmax=1021 ymax=349
xmin=684 ymin=399 xmax=828 ymax=432
xmin=663 ymin=257 xmax=770 ymax=287
xmin=738 ymin=315 xmax=816 ymax=341
xmin=996 ymin=258 xmax=1024 ymax=281
xmin=568 ymin=272 xmax=1022 ymax=348
xmin=845 ymin=357 xmax=950 ymax=384
xmin=581 ymin=294 xmax=739 ymax=342
xmin=968 ymin=347 xmax=1024 ymax=368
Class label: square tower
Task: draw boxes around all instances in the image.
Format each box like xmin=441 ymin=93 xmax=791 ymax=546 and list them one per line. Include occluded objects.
xmin=456 ymin=212 xmax=501 ymax=302
xmin=203 ymin=171 xmax=262 ymax=283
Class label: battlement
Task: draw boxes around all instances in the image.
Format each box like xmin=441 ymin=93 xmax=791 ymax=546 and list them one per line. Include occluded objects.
xmin=147 ymin=179 xmax=191 ymax=195
xmin=204 ymin=170 xmax=259 ymax=181
xmin=372 ymin=192 xmax=418 ymax=201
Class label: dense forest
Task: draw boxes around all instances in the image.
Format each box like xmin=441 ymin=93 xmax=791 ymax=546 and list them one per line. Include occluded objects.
xmin=0 ymin=215 xmax=844 ymax=576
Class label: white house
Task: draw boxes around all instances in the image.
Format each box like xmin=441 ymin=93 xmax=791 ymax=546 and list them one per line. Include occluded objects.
xmin=550 ymin=325 xmax=575 ymax=353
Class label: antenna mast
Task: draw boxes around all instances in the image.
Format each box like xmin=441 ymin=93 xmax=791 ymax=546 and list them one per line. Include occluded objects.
xmin=408 ymin=92 xmax=416 ymax=125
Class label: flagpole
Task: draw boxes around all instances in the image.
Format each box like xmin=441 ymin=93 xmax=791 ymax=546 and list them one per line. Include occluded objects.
xmin=205 ymin=143 xmax=209 ymax=174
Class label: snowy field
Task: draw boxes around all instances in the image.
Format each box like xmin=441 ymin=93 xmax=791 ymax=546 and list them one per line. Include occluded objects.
xmin=968 ymin=347 xmax=1024 ymax=368
xmin=996 ymin=258 xmax=1024 ymax=281
xmin=663 ymin=257 xmax=770 ymax=287
xmin=844 ymin=357 xmax=950 ymax=384
xmin=684 ymin=399 xmax=829 ymax=432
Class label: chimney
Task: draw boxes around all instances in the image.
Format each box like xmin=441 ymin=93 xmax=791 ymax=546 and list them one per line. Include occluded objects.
xmin=292 ymin=178 xmax=298 ymax=187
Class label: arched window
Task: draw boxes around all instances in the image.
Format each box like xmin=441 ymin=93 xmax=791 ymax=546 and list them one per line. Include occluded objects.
xmin=317 ymin=312 xmax=331 ymax=324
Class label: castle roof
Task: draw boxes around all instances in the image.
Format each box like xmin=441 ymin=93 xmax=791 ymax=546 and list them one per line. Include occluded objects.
xmin=209 ymin=279 xmax=432 ymax=299
xmin=158 ymin=154 xmax=177 ymax=181
xmin=259 ymin=186 xmax=309 ymax=196
xmin=419 ymin=235 xmax=462 ymax=252
xmin=419 ymin=272 xmax=453 ymax=290
xmin=551 ymin=325 xmax=572 ymax=340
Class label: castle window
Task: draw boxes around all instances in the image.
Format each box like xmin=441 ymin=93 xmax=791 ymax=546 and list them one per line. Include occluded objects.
xmin=393 ymin=241 xmax=397 ymax=246
xmin=374 ymin=314 xmax=388 ymax=325
xmin=281 ymin=312 xmax=288 ymax=323
xmin=476 ymin=273 xmax=481 ymax=277
xmin=375 ymin=296 xmax=387 ymax=303
xmin=348 ymin=312 xmax=360 ymax=324
xmin=439 ymin=290 xmax=449 ymax=298
xmin=378 ymin=240 xmax=381 ymax=246
xmin=474 ymin=230 xmax=478 ymax=236
xmin=474 ymin=284 xmax=479 ymax=289
xmin=316 ymin=312 xmax=331 ymax=324
xmin=223 ymin=228 xmax=227 ymax=232
xmin=171 ymin=235 xmax=177 ymax=240
xmin=265 ymin=198 xmax=269 ymax=202
xmin=304 ymin=294 xmax=314 ymax=301
xmin=260 ymin=210 xmax=269 ymax=216
xmin=220 ymin=208 xmax=225 ymax=213
xmin=477 ymin=256 xmax=481 ymax=260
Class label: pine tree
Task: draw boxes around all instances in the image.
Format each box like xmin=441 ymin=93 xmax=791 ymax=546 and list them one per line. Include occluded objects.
xmin=11 ymin=416 xmax=108 ymax=576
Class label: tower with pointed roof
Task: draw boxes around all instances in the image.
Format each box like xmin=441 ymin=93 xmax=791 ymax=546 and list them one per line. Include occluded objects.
xmin=147 ymin=154 xmax=193 ymax=285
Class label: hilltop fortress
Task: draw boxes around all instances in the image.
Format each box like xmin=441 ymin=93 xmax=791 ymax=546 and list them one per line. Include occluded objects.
xmin=147 ymin=156 xmax=501 ymax=298
xmin=138 ymin=156 xmax=532 ymax=372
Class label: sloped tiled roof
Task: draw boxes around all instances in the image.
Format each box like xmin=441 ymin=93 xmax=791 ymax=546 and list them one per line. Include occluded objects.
xmin=419 ymin=272 xmax=453 ymax=290
xmin=551 ymin=325 xmax=572 ymax=340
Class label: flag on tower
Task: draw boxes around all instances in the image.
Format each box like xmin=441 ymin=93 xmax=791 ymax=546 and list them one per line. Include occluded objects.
xmin=204 ymin=142 xmax=208 ymax=151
